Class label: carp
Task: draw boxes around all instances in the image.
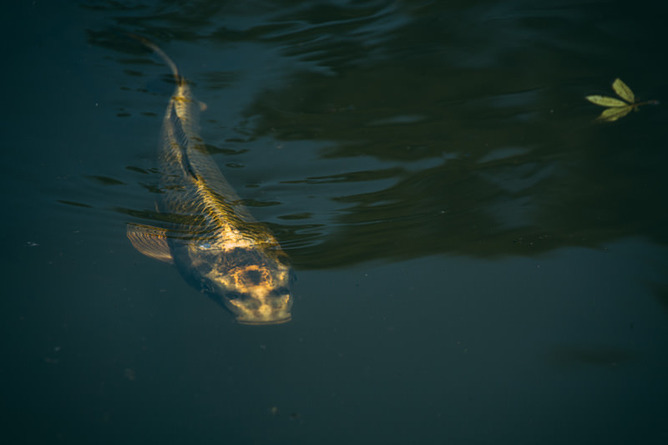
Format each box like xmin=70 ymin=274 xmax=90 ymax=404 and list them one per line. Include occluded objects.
xmin=126 ymin=37 xmax=293 ymax=324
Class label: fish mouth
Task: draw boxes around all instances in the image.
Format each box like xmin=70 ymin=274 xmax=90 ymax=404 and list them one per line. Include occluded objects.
xmin=236 ymin=315 xmax=292 ymax=325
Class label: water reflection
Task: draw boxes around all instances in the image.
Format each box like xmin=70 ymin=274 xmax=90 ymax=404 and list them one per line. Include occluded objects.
xmin=81 ymin=0 xmax=667 ymax=269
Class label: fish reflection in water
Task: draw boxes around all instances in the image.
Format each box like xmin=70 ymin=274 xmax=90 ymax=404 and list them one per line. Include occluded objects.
xmin=126 ymin=36 xmax=293 ymax=325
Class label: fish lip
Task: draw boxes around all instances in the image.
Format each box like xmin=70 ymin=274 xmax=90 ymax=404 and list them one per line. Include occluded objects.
xmin=236 ymin=315 xmax=292 ymax=326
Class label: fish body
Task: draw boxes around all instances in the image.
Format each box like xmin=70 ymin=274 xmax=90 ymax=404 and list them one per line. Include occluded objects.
xmin=127 ymin=38 xmax=293 ymax=324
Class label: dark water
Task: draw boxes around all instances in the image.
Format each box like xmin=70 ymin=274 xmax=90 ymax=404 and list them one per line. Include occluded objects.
xmin=3 ymin=1 xmax=668 ymax=443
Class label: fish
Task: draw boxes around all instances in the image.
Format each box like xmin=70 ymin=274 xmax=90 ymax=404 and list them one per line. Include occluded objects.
xmin=126 ymin=36 xmax=293 ymax=325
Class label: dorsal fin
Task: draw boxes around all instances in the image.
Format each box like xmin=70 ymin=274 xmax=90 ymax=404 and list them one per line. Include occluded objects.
xmin=169 ymin=102 xmax=198 ymax=180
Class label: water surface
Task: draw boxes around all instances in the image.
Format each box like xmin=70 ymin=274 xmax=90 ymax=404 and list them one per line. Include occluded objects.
xmin=2 ymin=1 xmax=668 ymax=444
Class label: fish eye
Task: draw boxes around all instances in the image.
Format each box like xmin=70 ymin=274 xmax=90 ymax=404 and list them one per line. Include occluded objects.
xmin=199 ymin=278 xmax=215 ymax=293
xmin=271 ymin=287 xmax=290 ymax=298
xmin=226 ymin=291 xmax=243 ymax=300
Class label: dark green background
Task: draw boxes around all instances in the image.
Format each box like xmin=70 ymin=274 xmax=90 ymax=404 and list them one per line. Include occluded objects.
xmin=2 ymin=1 xmax=667 ymax=444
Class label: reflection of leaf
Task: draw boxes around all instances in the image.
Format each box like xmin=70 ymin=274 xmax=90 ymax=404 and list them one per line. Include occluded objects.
xmin=612 ymin=78 xmax=635 ymax=103
xmin=585 ymin=95 xmax=628 ymax=107
xmin=585 ymin=78 xmax=657 ymax=123
xmin=596 ymin=105 xmax=633 ymax=122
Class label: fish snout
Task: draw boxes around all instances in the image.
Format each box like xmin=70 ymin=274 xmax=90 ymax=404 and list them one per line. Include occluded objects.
xmin=227 ymin=291 xmax=293 ymax=325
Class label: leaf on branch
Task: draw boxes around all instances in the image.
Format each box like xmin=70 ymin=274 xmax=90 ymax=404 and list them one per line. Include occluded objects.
xmin=611 ymin=78 xmax=635 ymax=103
xmin=585 ymin=95 xmax=629 ymax=107
xmin=596 ymin=105 xmax=633 ymax=122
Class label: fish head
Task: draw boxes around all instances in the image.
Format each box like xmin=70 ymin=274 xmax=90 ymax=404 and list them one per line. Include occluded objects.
xmin=186 ymin=244 xmax=294 ymax=325
xmin=220 ymin=259 xmax=294 ymax=325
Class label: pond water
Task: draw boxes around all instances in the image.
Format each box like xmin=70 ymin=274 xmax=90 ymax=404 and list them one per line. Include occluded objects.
xmin=3 ymin=1 xmax=668 ymax=444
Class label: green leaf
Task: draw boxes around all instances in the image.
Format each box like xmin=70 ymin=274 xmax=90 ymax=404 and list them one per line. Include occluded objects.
xmin=586 ymin=78 xmax=657 ymax=122
xmin=596 ymin=105 xmax=634 ymax=122
xmin=612 ymin=78 xmax=635 ymax=104
xmin=585 ymin=95 xmax=629 ymax=107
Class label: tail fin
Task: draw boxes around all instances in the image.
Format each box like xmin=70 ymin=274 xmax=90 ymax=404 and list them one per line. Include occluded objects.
xmin=127 ymin=34 xmax=181 ymax=85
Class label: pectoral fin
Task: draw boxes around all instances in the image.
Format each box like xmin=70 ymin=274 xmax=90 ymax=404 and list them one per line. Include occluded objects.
xmin=127 ymin=223 xmax=174 ymax=264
